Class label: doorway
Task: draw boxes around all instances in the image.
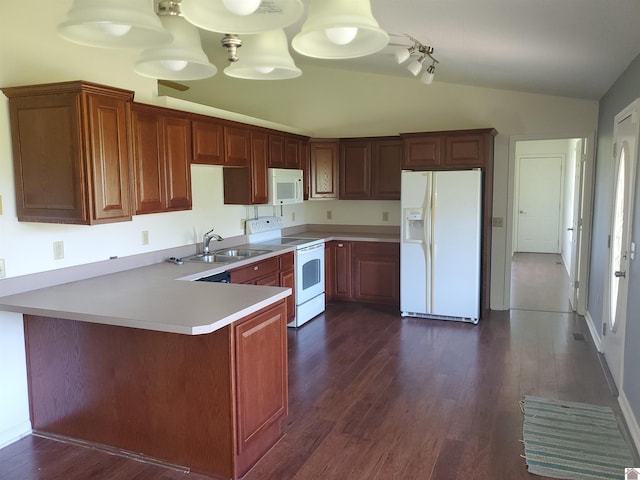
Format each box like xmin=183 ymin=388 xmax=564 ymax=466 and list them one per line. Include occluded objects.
xmin=507 ymin=136 xmax=593 ymax=315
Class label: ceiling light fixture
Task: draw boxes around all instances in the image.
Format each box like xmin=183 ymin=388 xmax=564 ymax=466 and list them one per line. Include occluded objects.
xmin=57 ymin=0 xmax=172 ymax=48
xmin=292 ymin=0 xmax=388 ymax=59
xmin=393 ymin=34 xmax=439 ymax=85
xmin=224 ymin=29 xmax=301 ymax=80
xmin=133 ymin=1 xmax=217 ymax=80
xmin=180 ymin=0 xmax=304 ymax=34
xmin=221 ymin=34 xmax=243 ymax=62
xmin=222 ymin=0 xmax=262 ymax=16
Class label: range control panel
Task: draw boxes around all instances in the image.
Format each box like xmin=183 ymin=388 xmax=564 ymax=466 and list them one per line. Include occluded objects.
xmin=245 ymin=216 xmax=284 ymax=234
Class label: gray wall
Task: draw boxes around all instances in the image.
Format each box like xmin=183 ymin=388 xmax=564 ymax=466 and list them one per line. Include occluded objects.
xmin=589 ymin=52 xmax=640 ymax=420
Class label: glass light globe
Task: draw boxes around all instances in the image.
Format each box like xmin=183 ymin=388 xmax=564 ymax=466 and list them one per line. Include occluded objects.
xmin=98 ymin=22 xmax=132 ymax=37
xmin=222 ymin=0 xmax=262 ymax=16
xmin=324 ymin=27 xmax=358 ymax=45
xmin=254 ymin=66 xmax=275 ymax=74
xmin=160 ymin=60 xmax=189 ymax=72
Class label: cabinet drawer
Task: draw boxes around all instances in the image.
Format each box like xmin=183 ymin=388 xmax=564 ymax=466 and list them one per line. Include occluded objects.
xmin=231 ymin=257 xmax=279 ymax=284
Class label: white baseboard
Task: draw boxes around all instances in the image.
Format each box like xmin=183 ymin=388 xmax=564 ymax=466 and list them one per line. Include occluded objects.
xmin=584 ymin=310 xmax=602 ymax=352
xmin=0 ymin=421 xmax=31 ymax=450
xmin=618 ymin=390 xmax=640 ymax=459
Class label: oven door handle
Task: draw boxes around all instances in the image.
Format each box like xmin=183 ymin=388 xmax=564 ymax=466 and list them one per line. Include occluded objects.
xmin=297 ymin=242 xmax=324 ymax=253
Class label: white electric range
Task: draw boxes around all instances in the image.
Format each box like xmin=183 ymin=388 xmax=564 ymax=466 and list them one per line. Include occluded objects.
xmin=246 ymin=217 xmax=325 ymax=328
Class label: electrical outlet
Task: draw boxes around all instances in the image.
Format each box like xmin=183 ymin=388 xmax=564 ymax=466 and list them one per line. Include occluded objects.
xmin=240 ymin=219 xmax=246 ymax=231
xmin=492 ymin=217 xmax=504 ymax=227
xmin=53 ymin=241 xmax=64 ymax=260
xmin=292 ymin=211 xmax=296 ymax=222
xmin=0 ymin=259 xmax=5 ymax=279
xmin=327 ymin=210 xmax=333 ymax=220
xmin=382 ymin=211 xmax=389 ymax=222
xmin=142 ymin=230 xmax=149 ymax=245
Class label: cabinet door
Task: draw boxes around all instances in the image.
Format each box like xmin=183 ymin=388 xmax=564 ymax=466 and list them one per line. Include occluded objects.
xmin=334 ymin=241 xmax=352 ymax=300
xmin=86 ymin=93 xmax=132 ymax=222
xmin=224 ymin=125 xmax=251 ymax=167
xmin=284 ymin=137 xmax=300 ymax=169
xmin=163 ymin=115 xmax=192 ymax=211
xmin=371 ymin=139 xmax=402 ymax=200
xmin=131 ymin=106 xmax=165 ymax=214
xmin=192 ymin=119 xmax=225 ymax=165
xmin=234 ymin=301 xmax=287 ymax=474
xmin=340 ymin=141 xmax=371 ymax=199
xmin=279 ymin=268 xmax=295 ymax=322
xmin=310 ymin=140 xmax=339 ymax=199
xmin=324 ymin=242 xmax=335 ymax=303
xmin=299 ymin=139 xmax=310 ymax=200
xmin=402 ymin=135 xmax=443 ymax=169
xmin=250 ymin=131 xmax=269 ymax=204
xmin=268 ymin=134 xmax=285 ymax=168
xmin=445 ymin=133 xmax=485 ymax=167
xmin=352 ymin=242 xmax=400 ymax=305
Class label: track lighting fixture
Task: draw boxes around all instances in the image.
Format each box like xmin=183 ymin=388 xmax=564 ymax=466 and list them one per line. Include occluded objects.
xmin=394 ymin=34 xmax=439 ymax=85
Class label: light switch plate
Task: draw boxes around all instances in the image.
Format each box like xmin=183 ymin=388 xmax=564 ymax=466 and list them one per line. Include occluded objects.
xmin=327 ymin=210 xmax=333 ymax=220
xmin=382 ymin=211 xmax=389 ymax=222
xmin=0 ymin=259 xmax=5 ymax=278
xmin=492 ymin=217 xmax=504 ymax=227
xmin=142 ymin=230 xmax=149 ymax=245
xmin=0 ymin=194 xmax=3 ymax=215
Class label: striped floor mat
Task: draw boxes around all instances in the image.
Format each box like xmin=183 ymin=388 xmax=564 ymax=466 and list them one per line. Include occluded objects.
xmin=522 ymin=396 xmax=635 ymax=480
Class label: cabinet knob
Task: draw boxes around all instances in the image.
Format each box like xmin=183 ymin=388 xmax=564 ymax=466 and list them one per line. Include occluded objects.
xmin=338 ymin=243 xmax=344 ymax=247
xmin=254 ymin=266 xmax=259 ymax=271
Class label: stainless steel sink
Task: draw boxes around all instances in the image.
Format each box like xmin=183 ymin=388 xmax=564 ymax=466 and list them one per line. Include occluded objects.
xmin=182 ymin=248 xmax=271 ymax=263
xmin=213 ymin=248 xmax=272 ymax=258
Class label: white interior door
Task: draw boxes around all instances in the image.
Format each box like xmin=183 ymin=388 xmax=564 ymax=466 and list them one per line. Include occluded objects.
xmin=568 ymin=140 xmax=586 ymax=310
xmin=516 ymin=156 xmax=563 ymax=253
xmin=603 ymin=99 xmax=640 ymax=390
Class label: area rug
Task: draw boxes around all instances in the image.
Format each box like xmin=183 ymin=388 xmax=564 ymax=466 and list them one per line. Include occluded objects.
xmin=522 ymin=395 xmax=635 ymax=480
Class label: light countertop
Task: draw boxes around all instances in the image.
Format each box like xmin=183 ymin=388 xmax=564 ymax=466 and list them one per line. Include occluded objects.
xmin=0 ymin=230 xmax=399 ymax=336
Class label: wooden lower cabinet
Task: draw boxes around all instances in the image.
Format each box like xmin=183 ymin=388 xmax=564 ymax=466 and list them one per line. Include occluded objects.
xmin=325 ymin=241 xmax=399 ymax=306
xmin=230 ymin=252 xmax=295 ymax=323
xmin=24 ymin=302 xmax=288 ymax=480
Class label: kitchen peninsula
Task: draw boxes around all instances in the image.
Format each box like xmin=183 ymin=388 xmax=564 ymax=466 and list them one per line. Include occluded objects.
xmin=0 ymin=254 xmax=293 ymax=480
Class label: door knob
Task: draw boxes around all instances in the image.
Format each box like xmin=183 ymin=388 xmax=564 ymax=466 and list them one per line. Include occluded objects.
xmin=567 ymin=227 xmax=574 ymax=231
xmin=519 ymin=210 xmax=526 ymax=214
xmin=614 ymin=271 xmax=626 ymax=278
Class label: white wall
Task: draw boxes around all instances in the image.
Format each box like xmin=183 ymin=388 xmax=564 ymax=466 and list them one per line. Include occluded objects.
xmin=0 ymin=1 xmax=601 ymax=445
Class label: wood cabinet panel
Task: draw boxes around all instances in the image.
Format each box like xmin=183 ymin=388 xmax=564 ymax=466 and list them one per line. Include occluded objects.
xmin=279 ymin=268 xmax=295 ymax=322
xmin=224 ymin=125 xmax=251 ymax=167
xmin=340 ymin=141 xmax=371 ymax=199
xmin=191 ymin=118 xmax=225 ymax=165
xmin=284 ymin=136 xmax=301 ymax=169
xmin=333 ymin=241 xmax=352 ymax=300
xmin=230 ymin=257 xmax=280 ymax=284
xmin=371 ymin=139 xmax=403 ymax=200
xmin=130 ymin=104 xmax=192 ymax=214
xmin=223 ymin=129 xmax=268 ymax=205
xmin=268 ymin=134 xmax=285 ymax=168
xmin=299 ymin=139 xmax=310 ymax=200
xmin=325 ymin=242 xmax=335 ymax=302
xmin=352 ymin=242 xmax=400 ymax=305
xmin=402 ymin=134 xmax=443 ymax=169
xmin=310 ymin=139 xmax=339 ymax=199
xmin=3 ymin=81 xmax=133 ymax=224
xmin=233 ymin=303 xmax=287 ymax=474
xmin=445 ymin=133 xmax=486 ymax=167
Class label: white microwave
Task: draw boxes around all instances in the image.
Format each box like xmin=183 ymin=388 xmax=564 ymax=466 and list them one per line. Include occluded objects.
xmin=268 ymin=168 xmax=303 ymax=205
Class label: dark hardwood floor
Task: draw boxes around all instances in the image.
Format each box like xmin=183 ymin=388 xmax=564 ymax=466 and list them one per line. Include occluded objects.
xmin=510 ymin=252 xmax=572 ymax=312
xmin=0 ymin=302 xmax=626 ymax=480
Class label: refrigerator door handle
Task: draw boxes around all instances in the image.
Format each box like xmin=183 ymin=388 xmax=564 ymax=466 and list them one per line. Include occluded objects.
xmin=422 ymin=176 xmax=433 ymax=313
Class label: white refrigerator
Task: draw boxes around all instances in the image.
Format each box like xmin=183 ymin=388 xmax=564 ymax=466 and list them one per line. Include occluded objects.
xmin=400 ymin=169 xmax=482 ymax=323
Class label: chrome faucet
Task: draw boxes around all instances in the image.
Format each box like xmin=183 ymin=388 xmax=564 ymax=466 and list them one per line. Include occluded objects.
xmin=203 ymin=228 xmax=223 ymax=254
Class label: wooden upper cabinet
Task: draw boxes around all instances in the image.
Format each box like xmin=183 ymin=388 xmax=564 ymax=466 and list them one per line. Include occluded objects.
xmin=401 ymin=129 xmax=497 ymax=170
xmin=299 ymin=139 xmax=310 ymax=200
xmin=268 ymin=134 xmax=285 ymax=168
xmin=224 ymin=125 xmax=251 ymax=167
xmin=2 ymin=81 xmax=134 ymax=224
xmin=340 ymin=140 xmax=371 ymax=200
xmin=339 ymin=137 xmax=402 ymax=200
xmin=191 ymin=117 xmax=225 ymax=165
xmin=130 ymin=103 xmax=192 ymax=215
xmin=284 ymin=136 xmax=301 ymax=169
xmin=401 ymin=133 xmax=443 ymax=169
xmin=371 ymin=139 xmax=403 ymax=199
xmin=223 ymin=129 xmax=268 ymax=205
xmin=310 ymin=139 xmax=339 ymax=199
